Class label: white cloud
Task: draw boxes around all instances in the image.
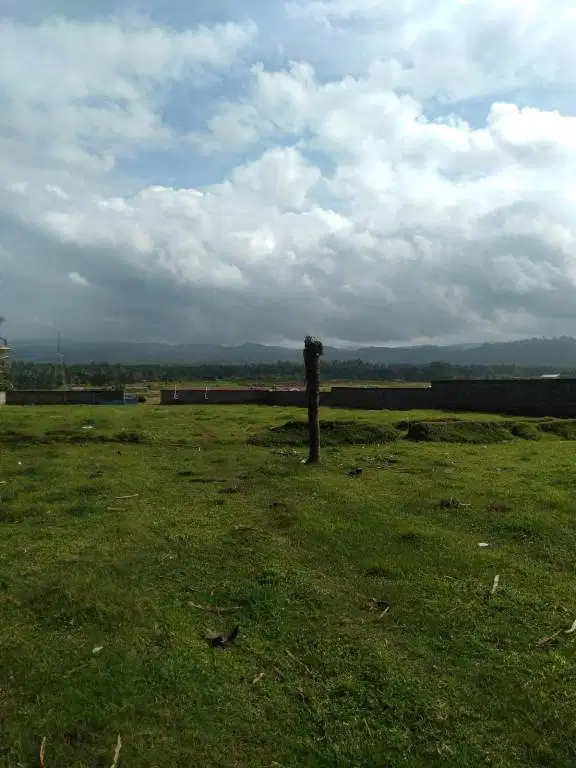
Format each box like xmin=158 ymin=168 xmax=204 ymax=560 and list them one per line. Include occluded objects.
xmin=68 ymin=271 xmax=89 ymax=286
xmin=2 ymin=0 xmax=576 ymax=345
xmin=0 ymin=15 xmax=255 ymax=178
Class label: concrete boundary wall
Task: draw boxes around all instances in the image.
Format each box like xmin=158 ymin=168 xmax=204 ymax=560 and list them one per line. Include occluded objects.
xmin=162 ymin=388 xmax=269 ymax=405
xmin=160 ymin=379 xmax=576 ymax=417
xmin=6 ymin=389 xmax=126 ymax=405
xmin=161 ymin=386 xmax=432 ymax=410
xmin=431 ymin=378 xmax=576 ymax=417
xmin=328 ymin=386 xmax=432 ymax=410
xmin=9 ymin=380 xmax=575 ymax=415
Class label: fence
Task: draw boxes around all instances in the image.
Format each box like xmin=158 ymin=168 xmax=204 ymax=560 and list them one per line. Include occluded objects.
xmin=160 ymin=379 xmax=576 ymax=418
xmin=4 ymin=379 xmax=576 ymax=417
xmin=430 ymin=378 xmax=576 ymax=417
xmin=5 ymin=390 xmax=127 ymax=405
xmin=160 ymin=385 xmax=431 ymax=410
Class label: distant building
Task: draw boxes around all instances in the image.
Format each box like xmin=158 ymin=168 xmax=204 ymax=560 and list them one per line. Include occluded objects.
xmin=540 ymin=374 xmax=561 ymax=379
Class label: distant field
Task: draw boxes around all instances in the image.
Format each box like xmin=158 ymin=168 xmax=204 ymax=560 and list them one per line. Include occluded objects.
xmin=1 ymin=404 xmax=575 ymax=766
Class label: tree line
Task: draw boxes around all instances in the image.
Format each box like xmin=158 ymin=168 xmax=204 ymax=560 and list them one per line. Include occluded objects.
xmin=4 ymin=359 xmax=574 ymax=390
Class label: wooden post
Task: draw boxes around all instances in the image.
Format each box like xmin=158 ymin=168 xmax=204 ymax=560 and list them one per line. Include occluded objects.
xmin=303 ymin=336 xmax=323 ymax=463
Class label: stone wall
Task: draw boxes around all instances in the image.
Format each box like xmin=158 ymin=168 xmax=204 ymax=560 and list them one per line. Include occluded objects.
xmin=160 ymin=386 xmax=431 ymax=410
xmin=6 ymin=389 xmax=126 ymax=405
xmin=8 ymin=380 xmax=576 ymax=415
xmin=162 ymin=388 xmax=328 ymax=407
xmin=267 ymin=390 xmax=310 ymax=407
xmin=161 ymin=388 xmax=269 ymax=405
xmin=431 ymin=378 xmax=576 ymax=417
xmin=328 ymin=386 xmax=433 ymax=410
xmin=160 ymin=379 xmax=576 ymax=417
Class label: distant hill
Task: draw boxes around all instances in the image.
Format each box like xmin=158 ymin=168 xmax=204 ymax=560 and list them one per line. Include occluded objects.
xmin=7 ymin=336 xmax=576 ymax=367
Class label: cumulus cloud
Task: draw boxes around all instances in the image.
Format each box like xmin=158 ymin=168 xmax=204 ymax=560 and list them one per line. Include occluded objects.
xmin=1 ymin=0 xmax=576 ymax=345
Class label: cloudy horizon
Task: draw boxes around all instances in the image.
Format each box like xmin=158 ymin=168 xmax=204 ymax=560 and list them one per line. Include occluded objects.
xmin=2 ymin=0 xmax=576 ymax=346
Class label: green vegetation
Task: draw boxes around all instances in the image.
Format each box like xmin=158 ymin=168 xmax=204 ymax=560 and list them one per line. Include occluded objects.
xmin=1 ymin=404 xmax=576 ymax=766
xmin=9 ymin=358 xmax=576 ymax=392
xmin=404 ymin=418 xmax=576 ymax=444
xmin=249 ymin=419 xmax=401 ymax=446
xmin=405 ymin=420 xmax=513 ymax=444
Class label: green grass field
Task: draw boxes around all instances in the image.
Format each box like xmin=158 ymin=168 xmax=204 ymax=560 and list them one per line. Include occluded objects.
xmin=1 ymin=404 xmax=576 ymax=767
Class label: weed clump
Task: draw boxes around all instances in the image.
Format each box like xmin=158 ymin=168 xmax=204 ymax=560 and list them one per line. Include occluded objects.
xmin=249 ymin=420 xmax=400 ymax=447
xmin=539 ymin=420 xmax=576 ymax=440
xmin=405 ymin=420 xmax=512 ymax=444
xmin=509 ymin=423 xmax=542 ymax=440
xmin=115 ymin=430 xmax=143 ymax=443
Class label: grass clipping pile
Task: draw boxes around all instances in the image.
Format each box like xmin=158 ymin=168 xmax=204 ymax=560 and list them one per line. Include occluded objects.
xmin=250 ymin=417 xmax=576 ymax=446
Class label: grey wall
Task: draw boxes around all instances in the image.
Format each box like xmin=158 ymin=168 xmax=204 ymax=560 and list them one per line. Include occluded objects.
xmin=160 ymin=379 xmax=576 ymax=417
xmin=328 ymin=386 xmax=433 ymax=410
xmin=161 ymin=388 xmax=268 ymax=405
xmin=6 ymin=389 xmax=126 ymax=405
xmin=160 ymin=386 xmax=431 ymax=410
xmin=9 ymin=380 xmax=576 ymax=416
xmin=431 ymin=378 xmax=576 ymax=417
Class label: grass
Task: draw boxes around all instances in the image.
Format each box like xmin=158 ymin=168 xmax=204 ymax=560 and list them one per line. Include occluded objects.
xmin=249 ymin=419 xmax=401 ymax=446
xmin=1 ymin=404 xmax=576 ymax=766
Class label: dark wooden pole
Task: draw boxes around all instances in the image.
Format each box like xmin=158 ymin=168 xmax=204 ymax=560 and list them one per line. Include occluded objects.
xmin=303 ymin=335 xmax=323 ymax=463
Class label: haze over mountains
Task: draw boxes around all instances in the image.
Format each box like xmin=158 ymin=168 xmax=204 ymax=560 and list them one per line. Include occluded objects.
xmin=9 ymin=337 xmax=576 ymax=368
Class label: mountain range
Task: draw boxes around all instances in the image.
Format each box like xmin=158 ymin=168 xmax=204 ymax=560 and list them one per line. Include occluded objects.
xmin=7 ymin=336 xmax=576 ymax=368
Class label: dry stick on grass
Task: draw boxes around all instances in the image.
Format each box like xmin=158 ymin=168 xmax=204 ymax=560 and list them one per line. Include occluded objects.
xmin=111 ymin=734 xmax=122 ymax=768
xmin=115 ymin=494 xmax=139 ymax=500
xmin=39 ymin=736 xmax=46 ymax=768
xmin=491 ymin=575 xmax=500 ymax=595
xmin=252 ymin=672 xmax=265 ymax=685
xmin=536 ymin=629 xmax=564 ymax=647
xmin=286 ymin=649 xmax=313 ymax=677
xmin=537 ymin=618 xmax=576 ymax=646
xmin=565 ymin=619 xmax=576 ymax=634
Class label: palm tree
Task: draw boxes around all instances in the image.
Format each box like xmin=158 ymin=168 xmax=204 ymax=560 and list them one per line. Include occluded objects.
xmin=303 ymin=335 xmax=323 ymax=463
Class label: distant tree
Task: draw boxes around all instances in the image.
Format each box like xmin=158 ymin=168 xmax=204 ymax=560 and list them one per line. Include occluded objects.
xmin=303 ymin=336 xmax=324 ymax=463
xmin=5 ymin=358 xmax=566 ymax=391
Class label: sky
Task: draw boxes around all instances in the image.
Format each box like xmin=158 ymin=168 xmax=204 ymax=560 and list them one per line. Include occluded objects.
xmin=2 ymin=0 xmax=576 ymax=346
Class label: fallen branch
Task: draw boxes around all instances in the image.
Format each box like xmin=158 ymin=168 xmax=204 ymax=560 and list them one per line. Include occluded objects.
xmin=252 ymin=672 xmax=265 ymax=685
xmin=111 ymin=734 xmax=122 ymax=768
xmin=536 ymin=629 xmax=563 ymax=647
xmin=39 ymin=737 xmax=46 ymax=768
xmin=115 ymin=494 xmax=139 ymax=500
xmin=536 ymin=617 xmax=576 ymax=646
